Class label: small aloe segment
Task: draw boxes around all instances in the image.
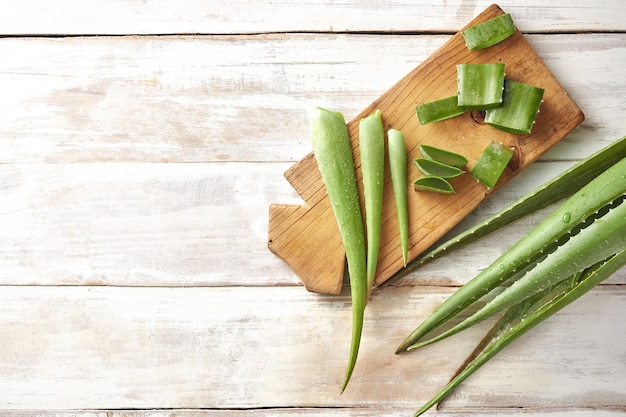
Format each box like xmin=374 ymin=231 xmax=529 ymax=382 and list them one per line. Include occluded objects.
xmin=359 ymin=110 xmax=385 ymax=294
xmin=419 ymin=144 xmax=468 ymax=168
xmin=471 ymin=140 xmax=514 ymax=189
xmin=308 ymin=106 xmax=367 ymax=393
xmin=457 ymin=63 xmax=505 ymax=109
xmin=413 ymin=176 xmax=455 ymax=194
xmin=396 ymin=156 xmax=626 ymax=353
xmin=413 ymin=249 xmax=626 ymax=417
xmin=414 ymin=158 xmax=464 ymax=179
xmin=388 ymin=129 xmax=409 ymax=266
xmin=485 ymin=80 xmax=545 ymax=134
xmin=462 ymin=13 xmax=516 ymax=51
xmin=415 ymin=95 xmax=465 ymax=125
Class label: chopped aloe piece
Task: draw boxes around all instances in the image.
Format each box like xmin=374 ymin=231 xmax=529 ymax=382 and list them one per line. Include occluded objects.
xmin=462 ymin=13 xmax=516 ymax=50
xmin=457 ymin=63 xmax=505 ymax=110
xmin=413 ymin=176 xmax=455 ymax=194
xmin=471 ymin=141 xmax=514 ymax=190
xmin=415 ymin=95 xmax=465 ymax=125
xmin=485 ymin=80 xmax=545 ymax=134
xmin=419 ymin=144 xmax=468 ymax=168
xmin=414 ymin=158 xmax=464 ymax=179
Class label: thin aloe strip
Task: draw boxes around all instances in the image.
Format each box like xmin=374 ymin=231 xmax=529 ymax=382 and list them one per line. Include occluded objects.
xmin=308 ymin=106 xmax=367 ymax=392
xmin=415 ymin=95 xmax=465 ymax=125
xmin=413 ymin=249 xmax=626 ymax=417
xmin=462 ymin=13 xmax=516 ymax=51
xmin=419 ymin=144 xmax=468 ymax=168
xmin=388 ymin=129 xmax=409 ymax=266
xmin=471 ymin=140 xmax=515 ymax=190
xmin=457 ymin=63 xmax=505 ymax=109
xmin=390 ymin=135 xmax=626 ymax=277
xmin=408 ymin=192 xmax=626 ymax=350
xmin=414 ymin=176 xmax=455 ymax=194
xmin=414 ymin=158 xmax=464 ymax=179
xmin=397 ymin=156 xmax=626 ymax=353
xmin=359 ymin=110 xmax=385 ymax=294
xmin=485 ymin=80 xmax=545 ymax=134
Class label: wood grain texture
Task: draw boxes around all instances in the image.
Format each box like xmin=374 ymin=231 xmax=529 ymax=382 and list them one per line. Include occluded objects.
xmin=0 ymin=285 xmax=623 ymax=410
xmin=268 ymin=5 xmax=584 ymax=294
xmin=1 ymin=33 xmax=624 ymax=164
xmin=0 ymin=0 xmax=624 ymax=35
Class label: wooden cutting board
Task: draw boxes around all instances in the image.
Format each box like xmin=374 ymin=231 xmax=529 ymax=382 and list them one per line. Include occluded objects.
xmin=268 ymin=4 xmax=584 ymax=294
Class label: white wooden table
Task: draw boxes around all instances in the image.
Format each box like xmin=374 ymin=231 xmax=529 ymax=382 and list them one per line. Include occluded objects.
xmin=0 ymin=1 xmax=624 ymax=416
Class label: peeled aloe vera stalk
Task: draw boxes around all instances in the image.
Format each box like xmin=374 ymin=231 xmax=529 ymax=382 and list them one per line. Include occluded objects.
xmin=416 ymin=95 xmax=465 ymax=125
xmin=462 ymin=13 xmax=516 ymax=51
xmin=397 ymin=156 xmax=626 ymax=353
xmin=457 ymin=63 xmax=505 ymax=109
xmin=392 ymin=136 xmax=626 ymax=276
xmin=413 ymin=249 xmax=626 ymax=417
xmin=471 ymin=140 xmax=515 ymax=189
xmin=485 ymin=80 xmax=545 ymax=134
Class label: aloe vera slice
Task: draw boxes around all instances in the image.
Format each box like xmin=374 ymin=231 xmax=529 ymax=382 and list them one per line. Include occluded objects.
xmin=414 ymin=176 xmax=455 ymax=194
xmin=414 ymin=158 xmax=464 ymax=179
xmin=471 ymin=141 xmax=514 ymax=189
xmin=461 ymin=13 xmax=516 ymax=51
xmin=419 ymin=144 xmax=468 ymax=168
xmin=485 ymin=80 xmax=545 ymax=134
xmin=388 ymin=129 xmax=410 ymax=266
xmin=415 ymin=95 xmax=465 ymax=125
xmin=457 ymin=63 xmax=505 ymax=109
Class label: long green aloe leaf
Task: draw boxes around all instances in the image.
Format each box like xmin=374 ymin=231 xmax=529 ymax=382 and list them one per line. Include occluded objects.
xmin=413 ymin=248 xmax=626 ymax=416
xmin=408 ymin=192 xmax=625 ymax=350
xmin=397 ymin=156 xmax=626 ymax=352
xmin=389 ymin=135 xmax=626 ymax=284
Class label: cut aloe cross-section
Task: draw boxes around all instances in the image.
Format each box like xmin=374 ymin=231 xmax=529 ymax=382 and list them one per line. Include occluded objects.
xmin=485 ymin=80 xmax=545 ymax=134
xmin=457 ymin=63 xmax=505 ymax=110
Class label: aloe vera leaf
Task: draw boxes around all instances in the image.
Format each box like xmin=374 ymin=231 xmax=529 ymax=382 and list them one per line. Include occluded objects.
xmin=396 ymin=156 xmax=626 ymax=353
xmin=308 ymin=106 xmax=367 ymax=393
xmin=414 ymin=176 xmax=455 ymax=194
xmin=408 ymin=193 xmax=626 ymax=350
xmin=462 ymin=13 xmax=516 ymax=51
xmin=359 ymin=110 xmax=385 ymax=294
xmin=388 ymin=129 xmax=409 ymax=266
xmin=457 ymin=63 xmax=505 ymax=109
xmin=393 ymin=136 xmax=626 ymax=276
xmin=485 ymin=80 xmax=545 ymax=134
xmin=419 ymin=144 xmax=468 ymax=168
xmin=471 ymin=140 xmax=515 ymax=189
xmin=415 ymin=95 xmax=465 ymax=124
xmin=414 ymin=158 xmax=465 ymax=179
xmin=413 ymin=249 xmax=626 ymax=417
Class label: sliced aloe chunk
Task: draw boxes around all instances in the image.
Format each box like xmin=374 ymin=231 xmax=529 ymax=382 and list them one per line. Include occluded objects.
xmin=415 ymin=95 xmax=465 ymax=125
xmin=462 ymin=13 xmax=516 ymax=51
xmin=414 ymin=158 xmax=464 ymax=179
xmin=419 ymin=144 xmax=468 ymax=168
xmin=485 ymin=80 xmax=545 ymax=134
xmin=457 ymin=63 xmax=505 ymax=110
xmin=471 ymin=141 xmax=514 ymax=190
xmin=414 ymin=176 xmax=455 ymax=194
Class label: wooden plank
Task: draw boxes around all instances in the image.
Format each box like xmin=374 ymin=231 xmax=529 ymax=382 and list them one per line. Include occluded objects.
xmin=1 ymin=161 xmax=624 ymax=288
xmin=0 ymin=33 xmax=624 ymax=165
xmin=0 ymin=285 xmax=623 ymax=409
xmin=268 ymin=5 xmax=585 ymax=293
xmin=0 ymin=1 xmax=624 ymax=35
xmin=0 ymin=162 xmax=300 ymax=287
